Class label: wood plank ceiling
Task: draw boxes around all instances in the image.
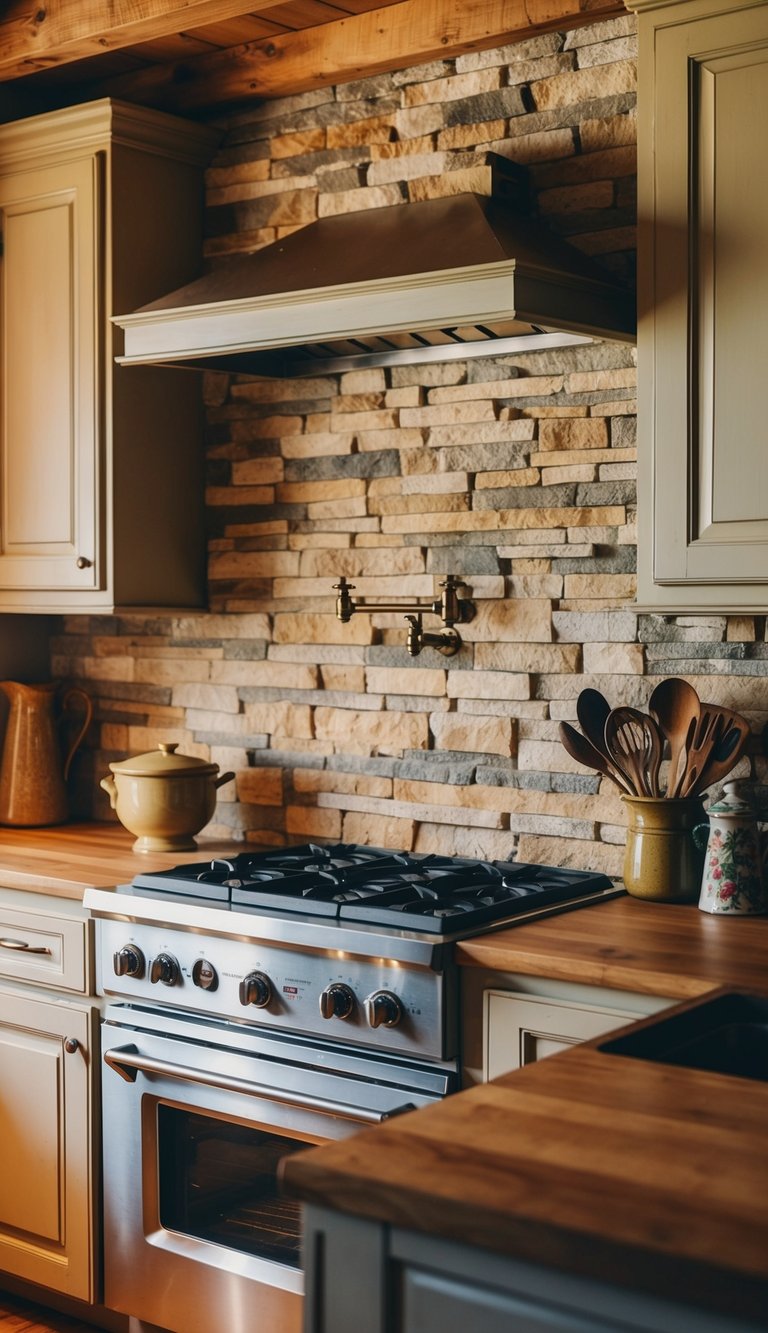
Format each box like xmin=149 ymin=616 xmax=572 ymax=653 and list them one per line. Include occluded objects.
xmin=0 ymin=0 xmax=628 ymax=116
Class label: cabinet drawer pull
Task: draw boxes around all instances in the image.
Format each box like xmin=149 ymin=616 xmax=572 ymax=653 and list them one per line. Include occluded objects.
xmin=0 ymin=936 xmax=52 ymax=955
xmin=76 ymin=556 xmax=92 ymax=570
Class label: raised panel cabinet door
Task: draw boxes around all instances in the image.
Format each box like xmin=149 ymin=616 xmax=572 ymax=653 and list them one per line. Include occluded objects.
xmin=0 ymin=157 xmax=100 ymax=592
xmin=635 ymin=0 xmax=768 ymax=607
xmin=484 ymin=990 xmax=636 ymax=1079
xmin=0 ymin=989 xmax=95 ymax=1300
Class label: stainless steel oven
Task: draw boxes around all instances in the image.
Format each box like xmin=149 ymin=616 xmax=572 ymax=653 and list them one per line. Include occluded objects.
xmin=86 ymin=843 xmax=618 ymax=1333
xmin=101 ymin=1003 xmax=450 ymax=1333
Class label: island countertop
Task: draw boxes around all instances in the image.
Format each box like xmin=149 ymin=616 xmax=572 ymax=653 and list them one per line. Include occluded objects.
xmin=283 ymin=1005 xmax=768 ymax=1324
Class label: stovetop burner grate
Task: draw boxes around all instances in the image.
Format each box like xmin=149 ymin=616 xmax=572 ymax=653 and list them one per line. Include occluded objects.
xmin=131 ymin=843 xmax=614 ymax=934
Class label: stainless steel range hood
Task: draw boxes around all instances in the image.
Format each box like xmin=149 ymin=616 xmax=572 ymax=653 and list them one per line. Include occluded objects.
xmin=114 ymin=157 xmax=635 ymax=378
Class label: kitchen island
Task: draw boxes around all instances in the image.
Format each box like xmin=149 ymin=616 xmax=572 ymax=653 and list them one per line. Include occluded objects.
xmin=284 ymin=897 xmax=768 ymax=1333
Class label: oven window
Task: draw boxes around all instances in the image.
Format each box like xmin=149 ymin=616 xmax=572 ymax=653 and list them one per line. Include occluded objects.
xmin=157 ymin=1106 xmax=306 ymax=1268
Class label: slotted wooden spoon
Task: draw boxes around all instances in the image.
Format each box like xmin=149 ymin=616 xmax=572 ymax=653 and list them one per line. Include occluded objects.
xmin=680 ymin=706 xmax=751 ymax=798
xmin=604 ymin=707 xmax=664 ymax=798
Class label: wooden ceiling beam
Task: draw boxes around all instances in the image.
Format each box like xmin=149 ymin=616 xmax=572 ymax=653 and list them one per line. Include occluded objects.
xmin=85 ymin=0 xmax=627 ymax=111
xmin=0 ymin=1 xmax=294 ymax=79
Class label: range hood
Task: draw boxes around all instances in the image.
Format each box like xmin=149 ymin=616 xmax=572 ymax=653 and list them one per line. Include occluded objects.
xmin=115 ymin=157 xmax=635 ymax=378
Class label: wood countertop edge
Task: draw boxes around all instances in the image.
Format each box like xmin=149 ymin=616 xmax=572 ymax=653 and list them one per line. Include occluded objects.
xmin=284 ymin=1044 xmax=768 ymax=1322
xmin=0 ymin=822 xmax=246 ymax=897
xmin=456 ymin=896 xmax=768 ymax=997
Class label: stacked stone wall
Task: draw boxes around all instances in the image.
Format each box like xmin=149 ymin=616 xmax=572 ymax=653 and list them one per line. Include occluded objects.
xmin=55 ymin=15 xmax=768 ymax=873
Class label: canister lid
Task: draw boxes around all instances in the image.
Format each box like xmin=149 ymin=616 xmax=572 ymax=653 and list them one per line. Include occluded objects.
xmin=108 ymin=742 xmax=219 ymax=778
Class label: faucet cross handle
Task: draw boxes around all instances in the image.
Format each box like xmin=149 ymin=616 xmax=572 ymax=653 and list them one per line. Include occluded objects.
xmin=333 ymin=576 xmax=357 ymax=622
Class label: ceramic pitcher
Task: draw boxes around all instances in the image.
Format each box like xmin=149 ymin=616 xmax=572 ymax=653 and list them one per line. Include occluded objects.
xmin=695 ymin=781 xmax=768 ymax=915
xmin=0 ymin=681 xmax=93 ymax=826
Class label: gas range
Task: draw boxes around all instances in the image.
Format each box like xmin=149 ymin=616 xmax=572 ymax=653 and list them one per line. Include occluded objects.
xmin=85 ymin=843 xmax=620 ymax=1063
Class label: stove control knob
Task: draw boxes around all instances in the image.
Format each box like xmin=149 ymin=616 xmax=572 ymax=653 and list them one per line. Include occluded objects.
xmin=240 ymin=971 xmax=272 ymax=1009
xmin=319 ymin=983 xmax=356 ymax=1021
xmin=150 ymin=953 xmax=180 ymax=987
xmin=192 ymin=958 xmax=218 ymax=992
xmin=365 ymin=990 xmax=403 ymax=1030
xmin=113 ymin=945 xmax=145 ymax=979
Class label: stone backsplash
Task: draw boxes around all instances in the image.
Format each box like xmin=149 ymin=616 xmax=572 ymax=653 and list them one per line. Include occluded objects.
xmin=55 ymin=14 xmax=768 ymax=874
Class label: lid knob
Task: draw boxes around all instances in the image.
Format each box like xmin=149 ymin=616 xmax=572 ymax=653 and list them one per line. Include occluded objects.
xmin=158 ymin=743 xmax=179 ymax=755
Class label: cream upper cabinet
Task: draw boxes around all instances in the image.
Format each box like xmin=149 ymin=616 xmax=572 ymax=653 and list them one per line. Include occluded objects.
xmin=630 ymin=0 xmax=768 ymax=610
xmin=0 ymin=100 xmax=217 ymax=613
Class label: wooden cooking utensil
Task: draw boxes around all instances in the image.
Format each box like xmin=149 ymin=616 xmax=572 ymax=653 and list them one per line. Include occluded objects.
xmin=576 ymin=688 xmax=612 ymax=757
xmin=675 ymin=703 xmax=727 ymax=799
xmin=680 ymin=706 xmax=751 ymax=798
xmin=604 ymin=707 xmax=664 ymax=798
xmin=648 ymin=677 xmax=701 ymax=798
xmin=557 ymin=721 xmax=634 ymax=794
xmin=576 ymin=688 xmax=627 ymax=788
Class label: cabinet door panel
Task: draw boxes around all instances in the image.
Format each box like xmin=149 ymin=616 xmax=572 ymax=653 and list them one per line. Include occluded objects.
xmin=401 ymin=1267 xmax=622 ymax=1333
xmin=484 ymin=990 xmax=635 ymax=1080
xmin=0 ymin=158 xmax=99 ymax=592
xmin=640 ymin=2 xmax=768 ymax=604
xmin=0 ymin=988 xmax=94 ymax=1299
xmin=0 ymin=1027 xmax=62 ymax=1240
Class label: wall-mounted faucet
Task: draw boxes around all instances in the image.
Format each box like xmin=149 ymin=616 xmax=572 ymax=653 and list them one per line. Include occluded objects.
xmin=332 ymin=574 xmax=476 ymax=657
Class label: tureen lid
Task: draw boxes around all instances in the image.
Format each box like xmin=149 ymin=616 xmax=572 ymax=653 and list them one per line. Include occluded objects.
xmin=109 ymin=742 xmax=219 ymax=778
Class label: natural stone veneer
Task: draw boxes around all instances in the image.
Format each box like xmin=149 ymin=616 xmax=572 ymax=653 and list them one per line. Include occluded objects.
xmin=55 ymin=15 xmax=768 ymax=875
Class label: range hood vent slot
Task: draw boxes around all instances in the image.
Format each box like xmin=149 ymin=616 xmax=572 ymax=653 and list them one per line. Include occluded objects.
xmin=114 ymin=155 xmax=635 ymax=378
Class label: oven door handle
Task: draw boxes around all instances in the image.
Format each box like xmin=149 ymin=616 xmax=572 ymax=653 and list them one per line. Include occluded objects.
xmin=103 ymin=1044 xmax=414 ymax=1124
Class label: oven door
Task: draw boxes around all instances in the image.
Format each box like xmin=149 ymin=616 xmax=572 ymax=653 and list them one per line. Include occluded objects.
xmin=100 ymin=1003 xmax=451 ymax=1333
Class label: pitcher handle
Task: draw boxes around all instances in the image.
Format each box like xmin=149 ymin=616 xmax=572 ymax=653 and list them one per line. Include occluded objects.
xmin=61 ymin=688 xmax=93 ymax=781
xmin=692 ymin=821 xmax=710 ymax=853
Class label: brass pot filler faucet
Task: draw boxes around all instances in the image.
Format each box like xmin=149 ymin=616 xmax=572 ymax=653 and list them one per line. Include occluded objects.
xmin=332 ymin=574 xmax=476 ymax=657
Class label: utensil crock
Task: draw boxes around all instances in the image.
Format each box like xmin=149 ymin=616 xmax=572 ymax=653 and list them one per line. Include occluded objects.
xmin=622 ymin=795 xmax=706 ymax=902
xmin=100 ymin=742 xmax=234 ymax=853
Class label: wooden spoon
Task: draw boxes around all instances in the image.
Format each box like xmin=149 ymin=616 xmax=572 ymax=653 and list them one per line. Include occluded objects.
xmin=557 ymin=721 xmax=634 ymax=794
xmin=648 ymin=677 xmax=701 ymax=798
xmin=576 ymin=688 xmax=627 ymax=787
xmin=604 ymin=707 xmax=664 ymax=798
xmin=576 ymin=688 xmax=611 ymax=753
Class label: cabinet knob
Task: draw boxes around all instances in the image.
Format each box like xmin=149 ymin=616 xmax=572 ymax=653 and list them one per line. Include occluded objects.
xmin=64 ymin=1037 xmax=79 ymax=1054
xmin=76 ymin=556 xmax=92 ymax=570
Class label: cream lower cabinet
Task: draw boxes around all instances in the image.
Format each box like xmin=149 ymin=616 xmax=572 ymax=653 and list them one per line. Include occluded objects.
xmin=483 ymin=988 xmax=644 ymax=1080
xmin=0 ymin=892 xmax=98 ymax=1301
xmin=629 ymin=0 xmax=768 ymax=610
xmin=460 ymin=968 xmax=673 ymax=1086
xmin=0 ymin=99 xmax=217 ymax=613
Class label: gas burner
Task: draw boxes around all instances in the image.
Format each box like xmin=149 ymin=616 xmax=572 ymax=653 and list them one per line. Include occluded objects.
xmin=130 ymin=844 xmax=615 ymax=935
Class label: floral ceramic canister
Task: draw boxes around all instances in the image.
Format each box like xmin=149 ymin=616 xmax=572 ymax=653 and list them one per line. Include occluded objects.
xmin=696 ymin=781 xmax=768 ymax=915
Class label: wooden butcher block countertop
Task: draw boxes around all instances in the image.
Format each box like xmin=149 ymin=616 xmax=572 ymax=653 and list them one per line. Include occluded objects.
xmin=457 ymin=893 xmax=768 ymax=997
xmin=285 ymin=893 xmax=768 ymax=1324
xmin=0 ymin=820 xmax=241 ymax=897
xmin=285 ymin=1019 xmax=768 ymax=1324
